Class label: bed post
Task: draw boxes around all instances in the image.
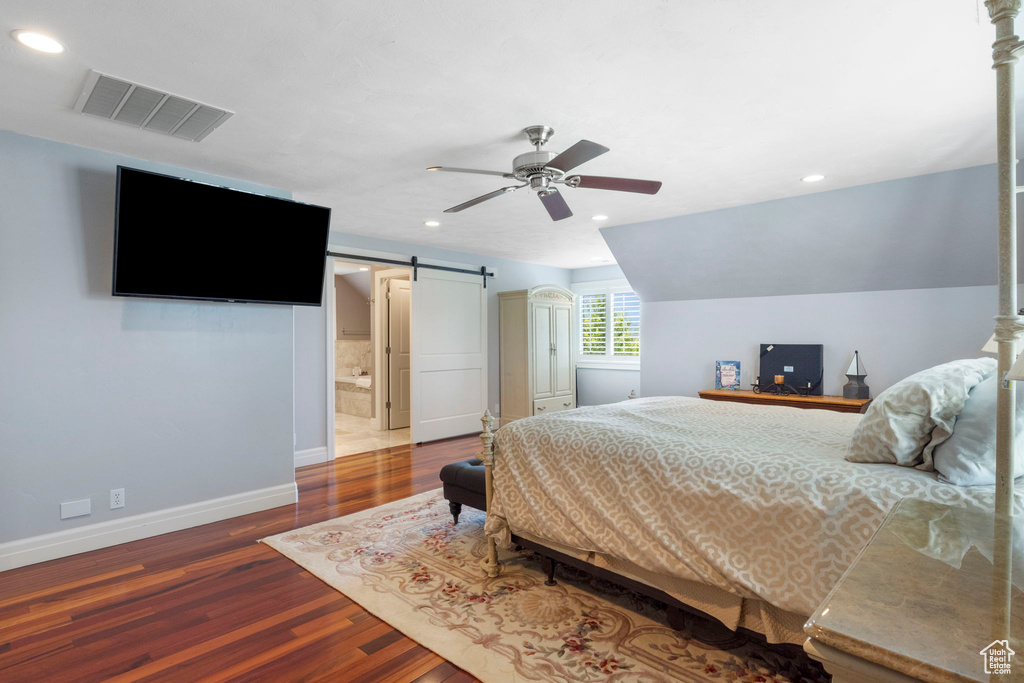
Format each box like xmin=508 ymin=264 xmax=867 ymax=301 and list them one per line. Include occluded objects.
xmin=986 ymin=0 xmax=1022 ymax=644
xmin=478 ymin=410 xmax=502 ymax=577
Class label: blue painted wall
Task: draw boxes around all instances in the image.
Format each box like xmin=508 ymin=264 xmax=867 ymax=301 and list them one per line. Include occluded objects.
xmin=603 ymin=165 xmax=1007 ymax=302
xmin=598 ymin=164 xmax=1011 ymax=399
xmin=0 ymin=130 xmax=295 ymax=544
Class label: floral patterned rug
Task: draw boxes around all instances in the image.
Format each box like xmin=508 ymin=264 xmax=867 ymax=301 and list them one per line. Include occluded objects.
xmin=261 ymin=490 xmax=828 ymax=683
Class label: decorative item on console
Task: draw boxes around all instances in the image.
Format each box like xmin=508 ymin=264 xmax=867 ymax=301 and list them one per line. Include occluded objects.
xmin=715 ymin=360 xmax=741 ymax=390
xmin=751 ymin=375 xmax=814 ymax=396
xmin=842 ymin=350 xmax=870 ymax=399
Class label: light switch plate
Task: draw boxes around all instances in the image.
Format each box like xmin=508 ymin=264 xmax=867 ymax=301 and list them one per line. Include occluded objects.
xmin=60 ymin=498 xmax=91 ymax=519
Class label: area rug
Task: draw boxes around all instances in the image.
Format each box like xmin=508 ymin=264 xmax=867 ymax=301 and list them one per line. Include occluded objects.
xmin=261 ymin=491 xmax=827 ymax=683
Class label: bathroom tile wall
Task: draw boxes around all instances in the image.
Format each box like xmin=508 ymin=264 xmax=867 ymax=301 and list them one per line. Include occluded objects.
xmin=335 ymin=340 xmax=371 ymax=377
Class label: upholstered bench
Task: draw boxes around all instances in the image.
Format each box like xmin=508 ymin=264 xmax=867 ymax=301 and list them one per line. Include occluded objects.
xmin=440 ymin=457 xmax=560 ymax=585
xmin=439 ymin=458 xmax=486 ymax=524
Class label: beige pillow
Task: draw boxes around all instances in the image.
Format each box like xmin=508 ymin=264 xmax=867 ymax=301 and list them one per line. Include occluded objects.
xmin=846 ymin=358 xmax=997 ymax=471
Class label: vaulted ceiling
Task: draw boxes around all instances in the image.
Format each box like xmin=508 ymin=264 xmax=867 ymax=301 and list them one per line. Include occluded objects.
xmin=0 ymin=0 xmax=1007 ymax=268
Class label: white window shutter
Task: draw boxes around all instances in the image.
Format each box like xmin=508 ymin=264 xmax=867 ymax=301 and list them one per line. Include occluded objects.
xmin=612 ymin=292 xmax=640 ymax=356
xmin=580 ymin=293 xmax=608 ymax=355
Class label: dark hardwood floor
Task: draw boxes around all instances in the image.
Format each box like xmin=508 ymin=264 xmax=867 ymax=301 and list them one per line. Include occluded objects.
xmin=0 ymin=437 xmax=481 ymax=682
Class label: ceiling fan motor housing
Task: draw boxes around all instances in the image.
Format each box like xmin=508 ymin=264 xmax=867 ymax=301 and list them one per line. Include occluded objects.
xmin=513 ymin=150 xmax=560 ymax=182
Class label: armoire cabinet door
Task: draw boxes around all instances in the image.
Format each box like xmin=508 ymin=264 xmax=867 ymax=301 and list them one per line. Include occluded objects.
xmin=553 ymin=303 xmax=573 ymax=396
xmin=532 ymin=301 xmax=554 ymax=398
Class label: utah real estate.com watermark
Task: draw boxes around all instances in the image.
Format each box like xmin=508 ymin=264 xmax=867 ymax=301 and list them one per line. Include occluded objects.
xmin=980 ymin=640 xmax=1015 ymax=676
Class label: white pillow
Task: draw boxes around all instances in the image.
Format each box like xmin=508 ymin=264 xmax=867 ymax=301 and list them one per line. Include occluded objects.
xmin=846 ymin=358 xmax=996 ymax=470
xmin=932 ymin=374 xmax=1024 ymax=485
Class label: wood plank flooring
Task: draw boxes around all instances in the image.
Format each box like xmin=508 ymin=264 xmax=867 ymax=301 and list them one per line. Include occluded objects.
xmin=0 ymin=437 xmax=481 ymax=682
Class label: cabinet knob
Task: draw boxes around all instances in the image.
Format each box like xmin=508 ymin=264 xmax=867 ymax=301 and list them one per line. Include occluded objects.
xmin=563 ymin=402 xmax=571 ymax=407
xmin=537 ymin=406 xmax=545 ymax=411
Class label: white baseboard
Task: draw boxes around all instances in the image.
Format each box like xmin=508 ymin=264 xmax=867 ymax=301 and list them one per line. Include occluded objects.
xmin=0 ymin=482 xmax=298 ymax=572
xmin=294 ymin=446 xmax=328 ymax=468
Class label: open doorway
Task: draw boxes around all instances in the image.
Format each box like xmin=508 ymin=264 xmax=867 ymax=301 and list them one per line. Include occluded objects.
xmin=330 ymin=260 xmax=411 ymax=458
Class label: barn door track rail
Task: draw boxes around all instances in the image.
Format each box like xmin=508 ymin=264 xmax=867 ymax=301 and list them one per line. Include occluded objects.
xmin=326 ymin=251 xmax=495 ymax=288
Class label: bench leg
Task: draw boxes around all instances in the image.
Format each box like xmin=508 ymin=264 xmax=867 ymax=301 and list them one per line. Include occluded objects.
xmin=448 ymin=501 xmax=462 ymax=525
xmin=541 ymin=556 xmax=557 ymax=586
xmin=667 ymin=605 xmax=686 ymax=632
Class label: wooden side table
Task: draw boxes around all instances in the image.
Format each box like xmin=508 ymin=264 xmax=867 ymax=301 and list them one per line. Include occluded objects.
xmin=698 ymin=389 xmax=871 ymax=414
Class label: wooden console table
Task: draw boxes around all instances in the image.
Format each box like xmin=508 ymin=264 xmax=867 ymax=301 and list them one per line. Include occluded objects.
xmin=698 ymin=389 xmax=871 ymax=414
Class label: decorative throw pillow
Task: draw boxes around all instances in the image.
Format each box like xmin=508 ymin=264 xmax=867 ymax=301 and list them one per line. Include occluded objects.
xmin=932 ymin=375 xmax=1024 ymax=485
xmin=846 ymin=358 xmax=997 ymax=471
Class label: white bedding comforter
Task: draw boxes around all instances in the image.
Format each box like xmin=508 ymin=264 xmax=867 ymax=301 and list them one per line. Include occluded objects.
xmin=484 ymin=396 xmax=1018 ymax=616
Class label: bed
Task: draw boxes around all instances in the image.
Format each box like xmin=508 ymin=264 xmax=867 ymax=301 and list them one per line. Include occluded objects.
xmin=477 ymin=396 xmax=1016 ymax=645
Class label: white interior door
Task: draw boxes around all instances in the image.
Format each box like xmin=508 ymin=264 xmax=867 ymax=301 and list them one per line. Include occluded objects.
xmin=410 ymin=269 xmax=487 ymax=442
xmin=387 ymin=279 xmax=411 ymax=429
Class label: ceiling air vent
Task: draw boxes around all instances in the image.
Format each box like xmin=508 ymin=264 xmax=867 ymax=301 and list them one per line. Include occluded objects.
xmin=73 ymin=70 xmax=233 ymax=142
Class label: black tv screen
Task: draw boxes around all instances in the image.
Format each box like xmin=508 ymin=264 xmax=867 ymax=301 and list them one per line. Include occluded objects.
xmin=113 ymin=166 xmax=331 ymax=306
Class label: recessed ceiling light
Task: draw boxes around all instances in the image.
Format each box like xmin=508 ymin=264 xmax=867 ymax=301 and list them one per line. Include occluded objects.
xmin=11 ymin=30 xmax=65 ymax=54
xmin=358 ymin=267 xmax=369 ymax=271
xmin=801 ymin=174 xmax=826 ymax=183
xmin=591 ymin=215 xmax=609 ymax=221
xmin=424 ymin=220 xmax=440 ymax=227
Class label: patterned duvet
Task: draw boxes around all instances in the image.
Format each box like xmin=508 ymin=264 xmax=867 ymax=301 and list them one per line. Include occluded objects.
xmin=484 ymin=396 xmax=1019 ymax=617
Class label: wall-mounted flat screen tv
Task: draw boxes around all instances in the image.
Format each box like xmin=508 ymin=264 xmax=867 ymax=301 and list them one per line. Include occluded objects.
xmin=113 ymin=166 xmax=331 ymax=306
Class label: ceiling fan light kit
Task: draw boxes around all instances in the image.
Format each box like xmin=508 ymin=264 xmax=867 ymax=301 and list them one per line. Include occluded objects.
xmin=427 ymin=126 xmax=663 ymax=222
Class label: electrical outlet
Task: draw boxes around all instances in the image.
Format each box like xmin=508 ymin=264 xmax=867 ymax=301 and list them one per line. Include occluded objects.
xmin=110 ymin=488 xmax=125 ymax=510
xmin=493 ymin=403 xmax=500 ymax=414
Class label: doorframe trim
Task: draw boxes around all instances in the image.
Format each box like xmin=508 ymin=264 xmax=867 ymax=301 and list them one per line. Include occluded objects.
xmin=324 ymin=245 xmax=414 ymax=457
xmin=372 ymin=268 xmax=411 ymax=432
xmin=325 ymin=261 xmax=336 ymax=462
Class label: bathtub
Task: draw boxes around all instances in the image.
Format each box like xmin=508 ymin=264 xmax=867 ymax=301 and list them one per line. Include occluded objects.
xmin=335 ymin=375 xmax=371 ymax=417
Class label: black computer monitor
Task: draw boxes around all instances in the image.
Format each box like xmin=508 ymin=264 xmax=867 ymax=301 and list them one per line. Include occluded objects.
xmin=758 ymin=344 xmax=824 ymax=395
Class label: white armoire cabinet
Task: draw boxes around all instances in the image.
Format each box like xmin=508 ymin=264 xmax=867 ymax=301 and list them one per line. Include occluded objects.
xmin=499 ymin=285 xmax=576 ymax=425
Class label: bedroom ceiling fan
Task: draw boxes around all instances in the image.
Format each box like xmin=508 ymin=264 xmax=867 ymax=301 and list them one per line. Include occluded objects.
xmin=426 ymin=126 xmax=663 ymax=222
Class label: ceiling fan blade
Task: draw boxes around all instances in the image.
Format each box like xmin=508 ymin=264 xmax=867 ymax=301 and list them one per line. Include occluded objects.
xmin=547 ymin=140 xmax=610 ymax=173
xmin=443 ymin=185 xmax=519 ymax=213
xmin=427 ymin=166 xmax=514 ymax=178
xmin=569 ymin=175 xmax=663 ymax=194
xmin=539 ymin=190 xmax=573 ymax=221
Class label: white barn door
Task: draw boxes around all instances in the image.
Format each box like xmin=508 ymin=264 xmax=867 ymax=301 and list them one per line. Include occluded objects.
xmin=410 ymin=269 xmax=487 ymax=443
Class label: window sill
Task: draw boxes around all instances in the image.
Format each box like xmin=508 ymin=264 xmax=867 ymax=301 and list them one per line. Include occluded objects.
xmin=575 ymin=360 xmax=641 ymax=371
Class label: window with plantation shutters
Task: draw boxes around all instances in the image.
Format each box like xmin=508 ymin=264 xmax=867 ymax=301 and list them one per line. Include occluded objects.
xmin=572 ymin=280 xmax=641 ymax=368
xmin=580 ymin=293 xmax=608 ymax=355
xmin=612 ymin=291 xmax=640 ymax=356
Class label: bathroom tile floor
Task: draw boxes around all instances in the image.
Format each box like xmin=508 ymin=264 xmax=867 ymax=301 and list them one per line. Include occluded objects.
xmin=335 ymin=412 xmax=412 ymax=457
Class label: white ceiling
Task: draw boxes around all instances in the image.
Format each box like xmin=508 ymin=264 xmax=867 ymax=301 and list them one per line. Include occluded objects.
xmin=0 ymin=0 xmax=1006 ymax=269
xmin=333 ymin=261 xmax=369 ymax=277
